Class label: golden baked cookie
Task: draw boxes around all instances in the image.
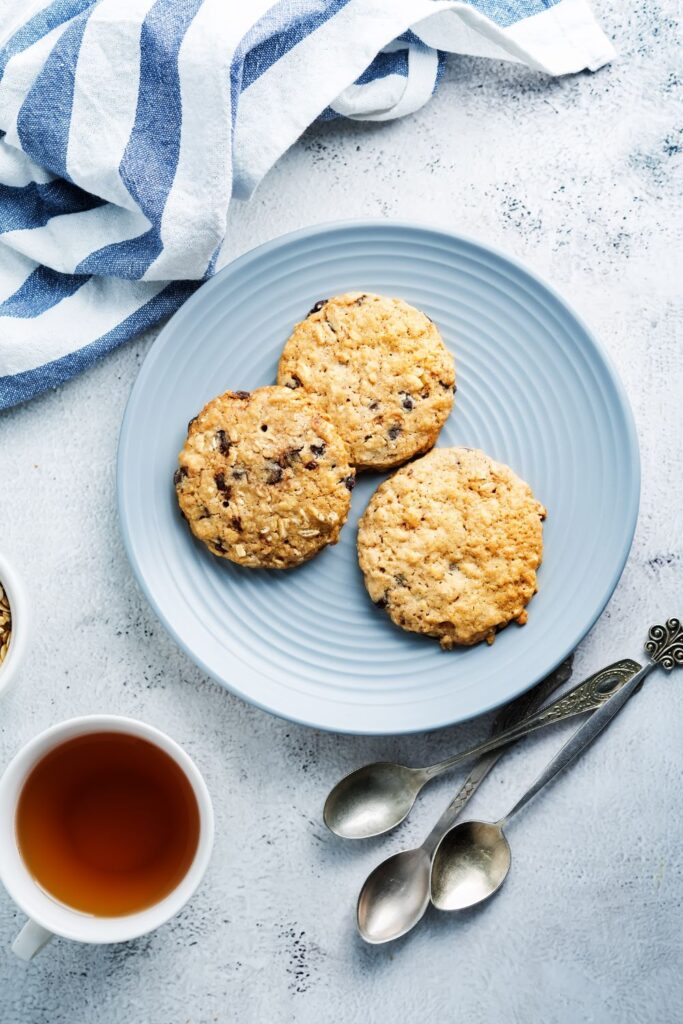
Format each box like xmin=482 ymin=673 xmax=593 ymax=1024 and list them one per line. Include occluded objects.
xmin=175 ymin=386 xmax=355 ymax=568
xmin=357 ymin=447 xmax=545 ymax=647
xmin=277 ymin=293 xmax=455 ymax=470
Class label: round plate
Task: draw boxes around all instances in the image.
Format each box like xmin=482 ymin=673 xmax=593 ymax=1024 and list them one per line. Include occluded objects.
xmin=117 ymin=222 xmax=639 ymax=734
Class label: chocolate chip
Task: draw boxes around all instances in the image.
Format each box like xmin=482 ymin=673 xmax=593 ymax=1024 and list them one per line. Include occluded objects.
xmin=213 ymin=538 xmax=225 ymax=552
xmin=400 ymin=393 xmax=414 ymax=411
xmin=307 ymin=299 xmax=328 ymax=316
xmin=369 ymin=401 xmax=379 ymax=411
xmin=187 ymin=415 xmax=198 ymax=432
xmin=364 ymin=434 xmax=372 ymax=441
xmin=173 ymin=467 xmax=187 ymax=487
xmin=439 ymin=380 xmax=454 ymax=392
xmin=375 ymin=592 xmax=389 ymax=609
xmin=231 ymin=516 xmax=243 ymax=532
xmin=198 ymin=506 xmax=211 ymax=520
xmin=344 ymin=475 xmax=355 ymax=491
xmin=261 ymin=424 xmax=268 ymax=432
xmin=310 ymin=443 xmax=326 ymax=458
xmin=305 ymin=460 xmax=318 ymax=470
xmin=355 ymin=294 xmax=367 ymax=305
xmin=233 ymin=390 xmax=250 ymax=400
xmin=388 ymin=425 xmax=402 ymax=441
xmin=284 ymin=374 xmax=302 ymax=389
xmin=232 ymin=465 xmax=247 ymax=479
xmin=266 ymin=464 xmax=283 ymax=484
xmin=279 ymin=446 xmax=303 ymax=467
xmin=222 ymin=500 xmax=230 ymax=508
xmin=214 ymin=472 xmax=229 ymax=493
xmin=215 ymin=429 xmax=232 ymax=455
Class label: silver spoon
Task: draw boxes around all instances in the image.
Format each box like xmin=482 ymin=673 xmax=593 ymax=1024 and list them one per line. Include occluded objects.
xmin=431 ymin=618 xmax=682 ymax=912
xmin=356 ymin=658 xmax=574 ymax=944
xmin=325 ymin=657 xmax=642 ymax=840
xmin=356 ymin=657 xmax=640 ymax=943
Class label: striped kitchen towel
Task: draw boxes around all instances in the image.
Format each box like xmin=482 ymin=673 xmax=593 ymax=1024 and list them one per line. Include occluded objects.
xmin=0 ymin=0 xmax=615 ymax=410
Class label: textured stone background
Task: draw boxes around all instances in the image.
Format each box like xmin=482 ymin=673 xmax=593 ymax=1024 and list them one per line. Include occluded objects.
xmin=1 ymin=1 xmax=682 ymax=1020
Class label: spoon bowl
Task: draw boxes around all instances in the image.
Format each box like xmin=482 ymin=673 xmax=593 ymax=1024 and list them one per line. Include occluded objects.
xmin=323 ymin=762 xmax=424 ymax=839
xmin=431 ymin=820 xmax=511 ymax=911
xmin=324 ymin=657 xmax=637 ymax=841
xmin=431 ymin=630 xmax=672 ymax=914
xmin=357 ymin=848 xmax=432 ymax=944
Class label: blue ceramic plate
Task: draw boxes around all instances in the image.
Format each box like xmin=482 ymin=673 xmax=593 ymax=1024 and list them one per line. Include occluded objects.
xmin=117 ymin=222 xmax=639 ymax=734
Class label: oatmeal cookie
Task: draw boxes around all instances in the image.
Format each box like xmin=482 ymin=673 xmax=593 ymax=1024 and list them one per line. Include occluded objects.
xmin=357 ymin=447 xmax=545 ymax=647
xmin=175 ymin=386 xmax=355 ymax=568
xmin=277 ymin=293 xmax=455 ymax=470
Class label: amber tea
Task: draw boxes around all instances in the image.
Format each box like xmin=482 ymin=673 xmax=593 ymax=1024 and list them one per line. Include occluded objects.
xmin=15 ymin=731 xmax=200 ymax=916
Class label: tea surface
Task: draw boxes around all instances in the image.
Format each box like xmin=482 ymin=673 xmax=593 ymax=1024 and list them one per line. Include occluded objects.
xmin=16 ymin=732 xmax=200 ymax=916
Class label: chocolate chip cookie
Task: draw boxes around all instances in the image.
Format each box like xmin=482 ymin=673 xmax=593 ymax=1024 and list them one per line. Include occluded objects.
xmin=357 ymin=447 xmax=545 ymax=647
xmin=277 ymin=293 xmax=455 ymax=470
xmin=175 ymin=386 xmax=355 ymax=568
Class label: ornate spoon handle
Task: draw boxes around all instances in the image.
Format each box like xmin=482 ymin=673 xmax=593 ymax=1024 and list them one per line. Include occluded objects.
xmin=422 ymin=657 xmax=575 ymax=853
xmin=502 ymin=617 xmax=683 ymax=823
xmin=422 ymin=657 xmax=642 ymax=781
xmin=502 ymin=663 xmax=653 ymax=825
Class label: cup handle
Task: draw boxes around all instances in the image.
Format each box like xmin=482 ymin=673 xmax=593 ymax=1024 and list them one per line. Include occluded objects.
xmin=12 ymin=919 xmax=53 ymax=960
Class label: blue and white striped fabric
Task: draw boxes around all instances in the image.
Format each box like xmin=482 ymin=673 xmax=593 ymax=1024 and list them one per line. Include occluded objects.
xmin=0 ymin=0 xmax=614 ymax=410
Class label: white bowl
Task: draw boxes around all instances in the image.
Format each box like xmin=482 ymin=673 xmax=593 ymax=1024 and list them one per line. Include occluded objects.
xmin=0 ymin=554 xmax=28 ymax=697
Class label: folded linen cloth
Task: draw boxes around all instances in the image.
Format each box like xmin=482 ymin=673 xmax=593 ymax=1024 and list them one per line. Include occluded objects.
xmin=0 ymin=0 xmax=615 ymax=410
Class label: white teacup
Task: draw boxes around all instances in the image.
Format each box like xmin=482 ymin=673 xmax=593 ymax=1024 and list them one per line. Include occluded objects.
xmin=0 ymin=715 xmax=214 ymax=960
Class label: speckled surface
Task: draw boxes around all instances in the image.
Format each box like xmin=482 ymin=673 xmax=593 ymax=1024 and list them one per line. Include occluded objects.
xmin=1 ymin=2 xmax=682 ymax=1019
